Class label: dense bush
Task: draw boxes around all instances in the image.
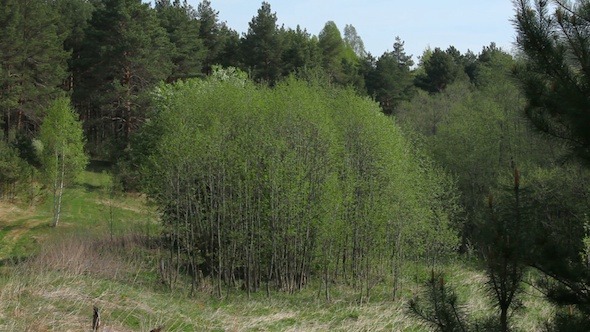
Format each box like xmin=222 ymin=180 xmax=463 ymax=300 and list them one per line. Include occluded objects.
xmin=140 ymin=74 xmax=462 ymax=297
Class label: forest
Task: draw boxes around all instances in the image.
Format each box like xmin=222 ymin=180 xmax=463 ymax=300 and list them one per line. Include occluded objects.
xmin=2 ymin=0 xmax=590 ymax=331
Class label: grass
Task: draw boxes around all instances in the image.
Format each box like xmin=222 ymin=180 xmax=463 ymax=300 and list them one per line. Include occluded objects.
xmin=0 ymin=169 xmax=157 ymax=263
xmin=0 ymin=168 xmax=555 ymax=331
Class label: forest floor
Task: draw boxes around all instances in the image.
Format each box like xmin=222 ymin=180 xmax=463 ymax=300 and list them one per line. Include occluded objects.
xmin=0 ymin=169 xmax=553 ymax=331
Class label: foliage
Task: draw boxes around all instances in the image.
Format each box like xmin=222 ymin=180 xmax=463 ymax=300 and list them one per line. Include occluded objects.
xmin=514 ymin=0 xmax=590 ymax=161
xmin=366 ymin=37 xmax=415 ymax=114
xmin=513 ymin=2 xmax=590 ymax=327
xmin=73 ymin=0 xmax=173 ymax=156
xmin=0 ymin=140 xmax=33 ymax=201
xmin=139 ymin=75 xmax=461 ymax=297
xmin=0 ymin=0 xmax=69 ymax=139
xmin=241 ymin=2 xmax=283 ymax=84
xmin=478 ymin=169 xmax=530 ymax=332
xmin=525 ymin=165 xmax=590 ymax=317
xmin=155 ymin=0 xmax=205 ymax=82
xmin=197 ymin=0 xmax=240 ymax=73
xmin=415 ymin=47 xmax=461 ymax=93
xmin=408 ymin=271 xmax=469 ymax=332
xmin=39 ymin=97 xmax=88 ymax=227
xmin=343 ymin=24 xmax=367 ymax=58
xmin=280 ymin=26 xmax=322 ymax=77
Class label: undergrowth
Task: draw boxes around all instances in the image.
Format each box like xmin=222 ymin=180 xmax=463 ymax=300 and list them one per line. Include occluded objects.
xmin=0 ymin=169 xmax=554 ymax=331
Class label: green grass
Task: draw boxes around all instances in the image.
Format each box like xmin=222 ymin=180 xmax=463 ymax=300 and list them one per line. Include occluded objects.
xmin=0 ymin=169 xmax=157 ymax=263
xmin=0 ymin=169 xmax=555 ymax=331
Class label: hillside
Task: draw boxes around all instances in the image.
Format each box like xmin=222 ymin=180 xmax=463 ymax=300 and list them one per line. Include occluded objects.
xmin=0 ymin=170 xmax=552 ymax=331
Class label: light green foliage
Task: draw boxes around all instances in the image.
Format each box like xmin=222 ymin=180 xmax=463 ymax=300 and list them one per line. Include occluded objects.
xmin=318 ymin=21 xmax=345 ymax=75
xmin=343 ymin=24 xmax=367 ymax=58
xmin=39 ymin=97 xmax=88 ymax=227
xmin=317 ymin=21 xmax=365 ymax=90
xmin=140 ymin=74 xmax=461 ymax=297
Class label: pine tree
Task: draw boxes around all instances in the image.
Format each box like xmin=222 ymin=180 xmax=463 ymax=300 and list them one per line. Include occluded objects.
xmin=73 ymin=0 xmax=172 ymax=156
xmin=53 ymin=0 xmax=95 ymax=92
xmin=240 ymin=2 xmax=283 ymax=84
xmin=196 ymin=0 xmax=221 ymax=75
xmin=415 ymin=47 xmax=460 ymax=93
xmin=367 ymin=37 xmax=415 ymax=114
xmin=156 ymin=0 xmax=205 ymax=82
xmin=479 ymin=169 xmax=528 ymax=332
xmin=280 ymin=26 xmax=321 ymax=76
xmin=514 ymin=0 xmax=590 ymax=160
xmin=0 ymin=0 xmax=69 ymax=140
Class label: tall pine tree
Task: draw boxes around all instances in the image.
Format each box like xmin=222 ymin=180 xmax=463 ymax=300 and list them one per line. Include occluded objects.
xmin=367 ymin=37 xmax=415 ymax=114
xmin=0 ymin=0 xmax=68 ymax=140
xmin=240 ymin=2 xmax=283 ymax=84
xmin=74 ymin=0 xmax=172 ymax=156
xmin=156 ymin=0 xmax=205 ymax=82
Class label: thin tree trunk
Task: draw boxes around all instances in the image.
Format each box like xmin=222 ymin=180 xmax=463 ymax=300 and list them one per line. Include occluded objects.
xmin=52 ymin=149 xmax=66 ymax=227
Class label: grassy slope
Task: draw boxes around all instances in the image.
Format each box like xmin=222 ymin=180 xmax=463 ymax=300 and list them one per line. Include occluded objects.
xmin=0 ymin=170 xmax=552 ymax=331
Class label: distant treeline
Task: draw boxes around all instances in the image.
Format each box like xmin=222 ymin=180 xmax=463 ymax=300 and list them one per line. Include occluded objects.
xmin=1 ymin=0 xmax=511 ymax=161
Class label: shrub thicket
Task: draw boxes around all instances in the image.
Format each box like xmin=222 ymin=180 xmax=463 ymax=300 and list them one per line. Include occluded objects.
xmin=140 ymin=74 xmax=462 ymax=298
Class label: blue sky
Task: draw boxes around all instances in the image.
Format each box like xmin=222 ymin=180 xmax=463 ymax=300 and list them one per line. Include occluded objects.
xmin=184 ymin=0 xmax=517 ymax=60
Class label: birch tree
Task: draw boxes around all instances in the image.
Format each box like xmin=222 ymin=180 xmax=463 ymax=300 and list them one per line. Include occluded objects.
xmin=39 ymin=97 xmax=88 ymax=227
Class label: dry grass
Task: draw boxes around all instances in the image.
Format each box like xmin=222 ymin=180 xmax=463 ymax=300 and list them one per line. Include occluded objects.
xmin=0 ymin=232 xmax=162 ymax=331
xmin=0 ymin=181 xmax=555 ymax=332
xmin=0 ymin=232 xmax=428 ymax=331
xmin=0 ymin=225 xmax=555 ymax=332
xmin=27 ymin=232 xmax=149 ymax=281
xmin=0 ymin=251 xmax=555 ymax=331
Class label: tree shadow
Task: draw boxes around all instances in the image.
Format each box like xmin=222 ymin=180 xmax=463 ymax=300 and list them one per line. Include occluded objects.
xmin=86 ymin=159 xmax=113 ymax=173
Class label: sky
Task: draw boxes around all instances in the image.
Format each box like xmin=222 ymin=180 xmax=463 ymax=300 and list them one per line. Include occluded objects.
xmin=184 ymin=0 xmax=518 ymax=60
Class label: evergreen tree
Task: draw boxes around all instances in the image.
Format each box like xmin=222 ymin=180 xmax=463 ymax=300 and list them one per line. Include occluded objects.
xmin=514 ymin=2 xmax=590 ymax=325
xmin=472 ymin=43 xmax=513 ymax=87
xmin=415 ymin=47 xmax=460 ymax=93
xmin=196 ymin=0 xmax=221 ymax=74
xmin=280 ymin=26 xmax=321 ymax=76
xmin=367 ymin=37 xmax=415 ymax=114
xmin=408 ymin=271 xmax=470 ymax=332
xmin=479 ymin=169 xmax=529 ymax=332
xmin=53 ymin=0 xmax=95 ymax=92
xmin=214 ymin=23 xmax=241 ymax=69
xmin=73 ymin=0 xmax=172 ymax=156
xmin=514 ymin=0 xmax=590 ymax=160
xmin=155 ymin=0 xmax=205 ymax=82
xmin=240 ymin=2 xmax=283 ymax=84
xmin=0 ymin=0 xmax=69 ymax=140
